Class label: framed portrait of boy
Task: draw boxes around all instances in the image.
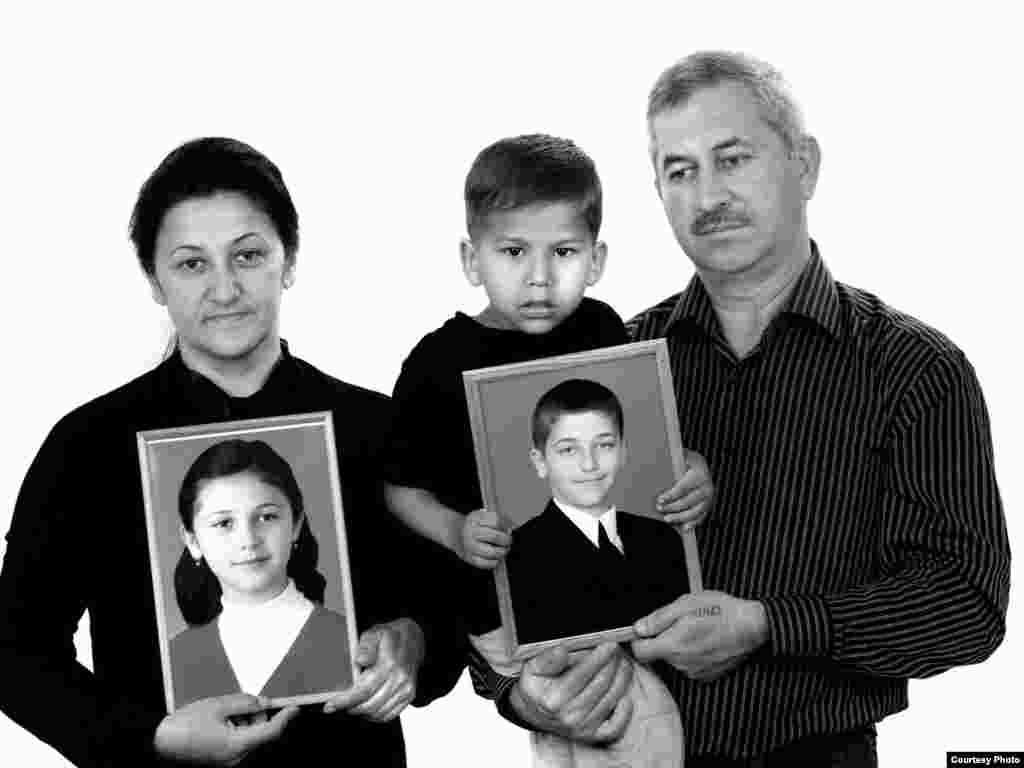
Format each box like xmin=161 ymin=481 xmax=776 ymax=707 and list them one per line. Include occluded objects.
xmin=464 ymin=339 xmax=702 ymax=659
xmin=137 ymin=412 xmax=359 ymax=713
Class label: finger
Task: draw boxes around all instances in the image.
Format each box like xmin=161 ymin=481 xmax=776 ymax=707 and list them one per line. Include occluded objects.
xmin=658 ymin=484 xmax=710 ymax=513
xmin=662 ymin=499 xmax=711 ymax=526
xmin=630 ymin=633 xmax=676 ymax=663
xmin=230 ymin=705 xmax=299 ymax=752
xmin=544 ymin=643 xmax=621 ymax=712
xmin=523 ymin=645 xmax=571 ymax=677
xmin=591 ymin=695 xmax=635 ymax=743
xmin=322 ymin=675 xmax=378 ymax=713
xmin=355 ymin=629 xmax=383 ymax=667
xmin=568 ymin=652 xmax=634 ymax=733
xmin=633 ymin=596 xmax=689 ymax=637
xmin=348 ymin=674 xmax=407 ymax=718
xmin=210 ymin=693 xmax=270 ymax=718
xmin=474 ymin=527 xmax=512 ymax=546
xmin=470 ymin=540 xmax=510 ymax=559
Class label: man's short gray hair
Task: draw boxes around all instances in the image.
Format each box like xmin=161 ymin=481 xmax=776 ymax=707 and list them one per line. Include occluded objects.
xmin=647 ymin=51 xmax=805 ymax=152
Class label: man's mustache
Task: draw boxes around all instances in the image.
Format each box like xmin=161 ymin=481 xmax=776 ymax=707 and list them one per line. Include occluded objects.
xmin=692 ymin=206 xmax=751 ymax=236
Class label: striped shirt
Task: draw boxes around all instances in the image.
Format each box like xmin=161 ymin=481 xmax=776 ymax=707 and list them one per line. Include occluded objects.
xmin=470 ymin=242 xmax=1009 ymax=759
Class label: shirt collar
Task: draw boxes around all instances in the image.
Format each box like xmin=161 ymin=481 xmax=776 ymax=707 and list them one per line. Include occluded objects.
xmin=551 ymin=499 xmax=622 ymax=552
xmin=663 ymin=240 xmax=843 ymax=340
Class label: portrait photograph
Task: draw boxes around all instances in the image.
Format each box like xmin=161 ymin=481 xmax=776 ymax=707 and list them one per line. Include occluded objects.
xmin=137 ymin=412 xmax=359 ymax=713
xmin=464 ymin=340 xmax=702 ymax=658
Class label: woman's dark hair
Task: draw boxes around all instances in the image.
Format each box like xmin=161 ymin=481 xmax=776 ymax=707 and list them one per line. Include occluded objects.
xmin=174 ymin=439 xmax=325 ymax=626
xmin=129 ymin=136 xmax=299 ymax=275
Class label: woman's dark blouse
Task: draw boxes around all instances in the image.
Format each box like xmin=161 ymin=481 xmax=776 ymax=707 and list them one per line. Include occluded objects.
xmin=0 ymin=342 xmax=464 ymax=767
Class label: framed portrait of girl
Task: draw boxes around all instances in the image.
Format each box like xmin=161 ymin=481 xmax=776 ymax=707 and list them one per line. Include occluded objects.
xmin=138 ymin=412 xmax=359 ymax=713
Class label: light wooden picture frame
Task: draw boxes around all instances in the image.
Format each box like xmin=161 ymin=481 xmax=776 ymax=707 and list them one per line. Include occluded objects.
xmin=464 ymin=340 xmax=703 ymax=660
xmin=137 ymin=412 xmax=359 ymax=713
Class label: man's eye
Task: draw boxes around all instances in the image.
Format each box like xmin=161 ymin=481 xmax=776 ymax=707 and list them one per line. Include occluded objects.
xmin=718 ymin=153 xmax=752 ymax=170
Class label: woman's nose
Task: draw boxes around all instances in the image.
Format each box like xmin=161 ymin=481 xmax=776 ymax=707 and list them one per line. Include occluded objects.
xmin=208 ymin=264 xmax=242 ymax=304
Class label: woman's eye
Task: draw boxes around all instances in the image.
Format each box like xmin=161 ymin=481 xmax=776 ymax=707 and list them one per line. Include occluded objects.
xmin=235 ymin=249 xmax=265 ymax=267
xmin=178 ymin=257 xmax=206 ymax=273
xmin=667 ymin=166 xmax=696 ymax=182
xmin=211 ymin=518 xmax=232 ymax=530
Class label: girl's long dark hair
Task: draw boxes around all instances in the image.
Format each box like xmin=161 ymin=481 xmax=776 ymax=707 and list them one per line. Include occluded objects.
xmin=174 ymin=439 xmax=326 ymax=626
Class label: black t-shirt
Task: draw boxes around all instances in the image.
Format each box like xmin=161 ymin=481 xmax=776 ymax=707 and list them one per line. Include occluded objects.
xmin=384 ymin=297 xmax=629 ymax=633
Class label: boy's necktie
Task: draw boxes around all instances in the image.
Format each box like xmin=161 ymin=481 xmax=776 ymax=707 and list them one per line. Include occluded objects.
xmin=598 ymin=521 xmax=624 ymax=564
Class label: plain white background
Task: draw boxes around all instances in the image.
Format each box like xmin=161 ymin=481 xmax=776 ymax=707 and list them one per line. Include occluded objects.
xmin=1 ymin=3 xmax=1019 ymax=765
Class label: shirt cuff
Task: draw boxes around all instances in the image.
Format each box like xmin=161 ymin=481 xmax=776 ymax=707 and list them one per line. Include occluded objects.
xmin=761 ymin=593 xmax=832 ymax=657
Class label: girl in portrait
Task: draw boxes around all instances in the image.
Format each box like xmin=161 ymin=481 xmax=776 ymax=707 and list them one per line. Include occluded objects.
xmin=171 ymin=438 xmax=351 ymax=708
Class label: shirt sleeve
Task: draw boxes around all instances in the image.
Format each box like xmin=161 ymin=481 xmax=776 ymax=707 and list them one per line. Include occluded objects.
xmin=762 ymin=349 xmax=1010 ymax=677
xmin=0 ymin=419 xmax=167 ymax=767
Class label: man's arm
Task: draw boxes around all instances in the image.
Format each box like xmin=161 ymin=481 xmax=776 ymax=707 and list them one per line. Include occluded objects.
xmin=635 ymin=349 xmax=1010 ymax=679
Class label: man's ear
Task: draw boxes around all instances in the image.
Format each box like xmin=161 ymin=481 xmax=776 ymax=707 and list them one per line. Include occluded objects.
xmin=794 ymin=134 xmax=822 ymax=201
xmin=586 ymin=241 xmax=608 ymax=287
xmin=147 ymin=271 xmax=167 ymax=306
xmin=460 ymin=238 xmax=482 ymax=287
xmin=529 ymin=447 xmax=548 ymax=479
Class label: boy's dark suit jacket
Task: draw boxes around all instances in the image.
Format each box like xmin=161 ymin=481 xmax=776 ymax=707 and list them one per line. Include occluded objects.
xmin=505 ymin=500 xmax=690 ymax=645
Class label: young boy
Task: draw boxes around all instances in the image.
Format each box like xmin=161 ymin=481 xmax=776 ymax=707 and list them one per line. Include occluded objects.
xmin=507 ymin=378 xmax=690 ymax=646
xmin=383 ymin=134 xmax=710 ymax=637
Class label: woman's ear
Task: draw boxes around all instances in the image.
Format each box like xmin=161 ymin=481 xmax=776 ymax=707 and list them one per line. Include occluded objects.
xmin=292 ymin=512 xmax=306 ymax=544
xmin=147 ymin=271 xmax=167 ymax=306
xmin=180 ymin=525 xmax=202 ymax=561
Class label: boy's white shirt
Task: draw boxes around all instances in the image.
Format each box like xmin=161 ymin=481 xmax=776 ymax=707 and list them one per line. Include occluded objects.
xmin=217 ymin=579 xmax=314 ymax=695
xmin=551 ymin=499 xmax=623 ymax=553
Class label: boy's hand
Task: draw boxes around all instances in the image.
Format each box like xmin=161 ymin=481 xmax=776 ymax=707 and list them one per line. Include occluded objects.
xmin=458 ymin=508 xmax=512 ymax=569
xmin=655 ymin=449 xmax=714 ymax=528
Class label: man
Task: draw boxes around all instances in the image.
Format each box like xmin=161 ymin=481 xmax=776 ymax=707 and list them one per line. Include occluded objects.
xmin=471 ymin=51 xmax=1010 ymax=767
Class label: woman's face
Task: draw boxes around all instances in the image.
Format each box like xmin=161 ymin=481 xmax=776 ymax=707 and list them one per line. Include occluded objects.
xmin=183 ymin=470 xmax=301 ymax=605
xmin=149 ymin=191 xmax=293 ymax=368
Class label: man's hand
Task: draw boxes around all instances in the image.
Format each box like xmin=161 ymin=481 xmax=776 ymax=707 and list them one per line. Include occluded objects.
xmin=323 ymin=618 xmax=424 ymax=722
xmin=510 ymin=642 xmax=634 ymax=744
xmin=656 ymin=449 xmax=714 ymax=528
xmin=631 ymin=591 xmax=767 ymax=681
xmin=153 ymin=693 xmax=299 ymax=766
xmin=457 ymin=507 xmax=512 ymax=569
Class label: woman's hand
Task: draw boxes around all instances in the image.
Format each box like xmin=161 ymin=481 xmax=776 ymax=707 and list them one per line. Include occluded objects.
xmin=322 ymin=618 xmax=424 ymax=722
xmin=153 ymin=693 xmax=298 ymax=765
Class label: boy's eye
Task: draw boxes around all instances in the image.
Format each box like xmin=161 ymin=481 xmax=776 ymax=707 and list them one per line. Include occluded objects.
xmin=235 ymin=249 xmax=266 ymax=267
xmin=553 ymin=247 xmax=578 ymax=258
xmin=557 ymin=445 xmax=578 ymax=456
xmin=666 ymin=165 xmax=696 ymax=182
xmin=500 ymin=246 xmax=524 ymax=258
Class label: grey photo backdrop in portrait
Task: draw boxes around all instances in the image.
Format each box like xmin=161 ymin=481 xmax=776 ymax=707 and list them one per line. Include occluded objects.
xmin=138 ymin=412 xmax=359 ymax=711
xmin=465 ymin=340 xmax=700 ymax=658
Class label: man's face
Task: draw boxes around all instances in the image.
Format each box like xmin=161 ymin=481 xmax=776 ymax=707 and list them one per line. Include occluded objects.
xmin=650 ymin=81 xmax=818 ymax=280
xmin=530 ymin=410 xmax=625 ymax=515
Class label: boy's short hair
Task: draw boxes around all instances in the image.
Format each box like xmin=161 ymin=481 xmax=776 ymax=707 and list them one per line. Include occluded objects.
xmin=129 ymin=136 xmax=299 ymax=275
xmin=532 ymin=379 xmax=624 ymax=450
xmin=464 ymin=134 xmax=602 ymax=240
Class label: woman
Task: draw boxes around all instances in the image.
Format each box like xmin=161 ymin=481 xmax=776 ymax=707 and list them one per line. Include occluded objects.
xmin=172 ymin=439 xmax=352 ymax=708
xmin=0 ymin=137 xmax=463 ymax=767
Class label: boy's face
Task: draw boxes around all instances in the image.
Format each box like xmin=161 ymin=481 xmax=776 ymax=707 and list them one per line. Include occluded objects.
xmin=461 ymin=201 xmax=606 ymax=334
xmin=530 ymin=410 xmax=625 ymax=515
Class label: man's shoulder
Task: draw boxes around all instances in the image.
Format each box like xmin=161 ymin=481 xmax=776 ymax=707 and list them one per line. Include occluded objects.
xmin=625 ymin=292 xmax=684 ymax=340
xmin=839 ymin=281 xmax=967 ymax=368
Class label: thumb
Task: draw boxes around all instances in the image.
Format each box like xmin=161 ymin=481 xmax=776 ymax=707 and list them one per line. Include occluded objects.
xmin=231 ymin=706 xmax=299 ymax=752
xmin=524 ymin=645 xmax=570 ymax=677
xmin=634 ymin=598 xmax=684 ymax=637
xmin=212 ymin=693 xmax=269 ymax=718
xmin=356 ymin=628 xmax=383 ymax=667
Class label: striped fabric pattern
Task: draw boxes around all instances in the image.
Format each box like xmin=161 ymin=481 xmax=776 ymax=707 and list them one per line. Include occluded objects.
xmin=469 ymin=242 xmax=1009 ymax=760
xmin=624 ymin=242 xmax=1009 ymax=758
